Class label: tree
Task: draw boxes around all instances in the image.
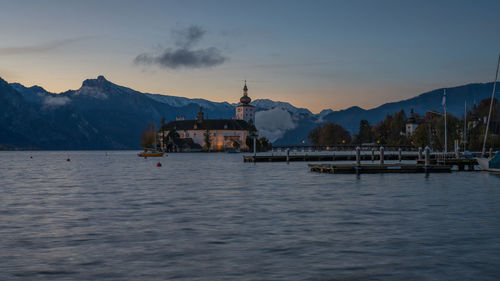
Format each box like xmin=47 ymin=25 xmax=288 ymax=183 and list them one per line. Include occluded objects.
xmin=433 ymin=114 xmax=461 ymax=151
xmin=411 ymin=123 xmax=431 ymax=149
xmin=387 ymin=110 xmax=407 ymax=145
xmin=258 ymin=137 xmax=271 ymax=151
xmin=140 ymin=123 xmax=157 ymax=150
xmin=371 ymin=111 xmax=409 ymax=145
xmin=357 ymin=120 xmax=372 ymax=144
xmin=307 ymin=126 xmax=322 ymax=145
xmin=245 ymin=136 xmax=271 ymax=152
xmin=166 ymin=129 xmax=180 ymax=142
xmin=164 ymin=129 xmax=180 ymax=152
xmin=410 ymin=113 xmax=462 ymax=151
xmin=203 ymin=129 xmax=212 ymax=151
xmin=308 ymin=122 xmax=351 ymax=146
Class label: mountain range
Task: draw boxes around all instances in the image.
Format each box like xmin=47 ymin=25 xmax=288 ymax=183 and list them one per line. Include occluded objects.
xmin=0 ymin=75 xmax=496 ymax=149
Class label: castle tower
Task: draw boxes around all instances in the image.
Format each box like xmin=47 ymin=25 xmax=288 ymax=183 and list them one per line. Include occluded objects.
xmin=235 ymin=80 xmax=255 ymax=123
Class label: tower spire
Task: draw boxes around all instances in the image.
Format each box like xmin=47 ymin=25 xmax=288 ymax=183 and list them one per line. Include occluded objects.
xmin=240 ymin=80 xmax=251 ymax=104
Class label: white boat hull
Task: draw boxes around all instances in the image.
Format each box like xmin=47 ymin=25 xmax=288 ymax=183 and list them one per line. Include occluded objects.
xmin=477 ymin=157 xmax=500 ymax=172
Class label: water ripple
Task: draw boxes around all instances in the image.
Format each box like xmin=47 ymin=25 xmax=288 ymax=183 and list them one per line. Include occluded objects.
xmin=1 ymin=151 xmax=500 ymax=280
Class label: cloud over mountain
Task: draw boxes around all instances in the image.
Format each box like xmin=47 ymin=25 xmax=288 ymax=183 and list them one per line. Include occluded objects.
xmin=255 ymin=108 xmax=297 ymax=142
xmin=134 ymin=25 xmax=228 ymax=69
xmin=0 ymin=36 xmax=95 ymax=56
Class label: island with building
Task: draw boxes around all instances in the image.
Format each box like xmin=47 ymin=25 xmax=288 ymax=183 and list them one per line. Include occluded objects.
xmin=156 ymin=81 xmax=269 ymax=152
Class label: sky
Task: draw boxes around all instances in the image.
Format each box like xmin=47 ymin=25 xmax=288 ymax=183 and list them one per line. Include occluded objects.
xmin=0 ymin=0 xmax=499 ymax=113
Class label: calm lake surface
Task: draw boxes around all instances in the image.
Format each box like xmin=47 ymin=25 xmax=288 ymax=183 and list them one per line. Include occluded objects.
xmin=1 ymin=151 xmax=500 ymax=280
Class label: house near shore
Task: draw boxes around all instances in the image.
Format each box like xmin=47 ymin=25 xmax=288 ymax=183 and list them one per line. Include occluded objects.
xmin=159 ymin=81 xmax=257 ymax=152
xmin=405 ymin=108 xmax=422 ymax=136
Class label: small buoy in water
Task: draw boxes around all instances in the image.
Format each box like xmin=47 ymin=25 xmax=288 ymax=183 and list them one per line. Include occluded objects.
xmin=156 ymin=162 xmax=162 ymax=167
xmin=66 ymin=158 xmax=71 ymax=162
xmin=30 ymin=156 xmax=33 ymax=159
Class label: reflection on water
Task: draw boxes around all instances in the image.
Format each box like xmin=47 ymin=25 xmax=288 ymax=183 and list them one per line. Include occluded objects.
xmin=1 ymin=151 xmax=500 ymax=280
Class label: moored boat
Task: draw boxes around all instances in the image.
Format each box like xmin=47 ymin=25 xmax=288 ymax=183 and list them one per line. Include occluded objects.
xmin=477 ymin=152 xmax=500 ymax=172
xmin=138 ymin=151 xmax=165 ymax=157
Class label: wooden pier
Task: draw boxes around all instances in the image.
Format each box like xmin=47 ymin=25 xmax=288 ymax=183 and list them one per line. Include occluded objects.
xmin=243 ymin=153 xmax=417 ymax=163
xmin=308 ymin=164 xmax=452 ymax=174
xmin=245 ymin=146 xmax=489 ymax=173
xmin=416 ymin=159 xmax=477 ymax=171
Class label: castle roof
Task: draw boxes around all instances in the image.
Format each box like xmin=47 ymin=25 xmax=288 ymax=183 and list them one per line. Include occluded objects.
xmin=240 ymin=80 xmax=251 ymax=104
xmin=163 ymin=119 xmax=253 ymax=131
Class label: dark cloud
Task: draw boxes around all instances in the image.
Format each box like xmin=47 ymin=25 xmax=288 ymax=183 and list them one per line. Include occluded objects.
xmin=135 ymin=47 xmax=226 ymax=69
xmin=0 ymin=36 xmax=95 ymax=55
xmin=134 ymin=25 xmax=228 ymax=69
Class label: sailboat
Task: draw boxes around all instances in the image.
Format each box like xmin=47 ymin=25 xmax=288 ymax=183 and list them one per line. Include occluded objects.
xmin=476 ymin=54 xmax=500 ymax=172
xmin=138 ymin=130 xmax=165 ymax=157
xmin=138 ymin=151 xmax=165 ymax=157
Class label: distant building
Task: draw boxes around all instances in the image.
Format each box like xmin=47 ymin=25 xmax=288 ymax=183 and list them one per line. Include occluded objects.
xmin=160 ymin=82 xmax=257 ymax=151
xmin=405 ymin=108 xmax=420 ymax=136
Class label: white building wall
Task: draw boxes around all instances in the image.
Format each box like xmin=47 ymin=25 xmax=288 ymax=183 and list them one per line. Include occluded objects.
xmin=236 ymin=105 xmax=255 ymax=123
xmin=406 ymin=123 xmax=419 ymax=136
xmin=178 ymin=129 xmax=250 ymax=150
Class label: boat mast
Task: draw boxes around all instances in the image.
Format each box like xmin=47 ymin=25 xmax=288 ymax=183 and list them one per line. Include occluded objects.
xmin=443 ymin=89 xmax=447 ymax=163
xmin=463 ymin=99 xmax=467 ymax=151
xmin=482 ymin=54 xmax=500 ymax=156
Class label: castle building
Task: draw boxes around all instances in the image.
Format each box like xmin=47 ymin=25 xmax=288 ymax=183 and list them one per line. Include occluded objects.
xmin=235 ymin=81 xmax=255 ymax=124
xmin=159 ymin=82 xmax=257 ymax=152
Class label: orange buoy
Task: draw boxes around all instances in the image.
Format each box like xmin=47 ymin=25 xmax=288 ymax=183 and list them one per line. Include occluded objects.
xmin=156 ymin=162 xmax=162 ymax=167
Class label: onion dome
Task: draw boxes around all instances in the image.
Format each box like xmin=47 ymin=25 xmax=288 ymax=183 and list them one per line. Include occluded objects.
xmin=240 ymin=80 xmax=251 ymax=104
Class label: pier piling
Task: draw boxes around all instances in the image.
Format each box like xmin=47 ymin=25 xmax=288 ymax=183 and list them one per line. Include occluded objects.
xmin=380 ymin=146 xmax=384 ymax=165
xmin=253 ymin=137 xmax=257 ymax=157
xmin=425 ymin=146 xmax=430 ymax=167
xmin=356 ymin=146 xmax=361 ymax=166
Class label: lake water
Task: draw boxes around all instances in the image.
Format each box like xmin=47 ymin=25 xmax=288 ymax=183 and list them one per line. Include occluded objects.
xmin=1 ymin=151 xmax=500 ymax=280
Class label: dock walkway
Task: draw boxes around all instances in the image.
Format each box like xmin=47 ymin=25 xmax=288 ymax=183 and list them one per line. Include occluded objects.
xmin=243 ymin=152 xmax=417 ymax=163
xmin=308 ymin=163 xmax=453 ymax=174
